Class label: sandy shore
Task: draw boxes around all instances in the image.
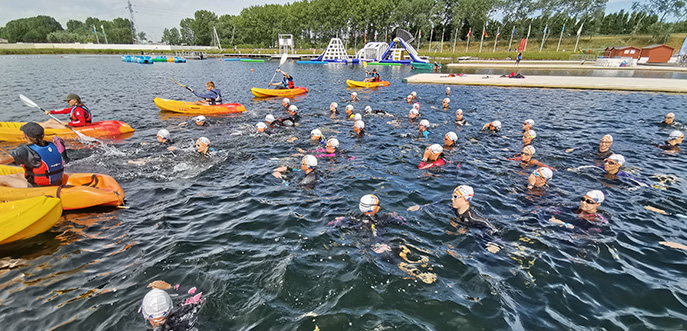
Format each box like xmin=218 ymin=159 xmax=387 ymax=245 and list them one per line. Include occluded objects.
xmin=403 ymin=73 xmax=687 ymax=93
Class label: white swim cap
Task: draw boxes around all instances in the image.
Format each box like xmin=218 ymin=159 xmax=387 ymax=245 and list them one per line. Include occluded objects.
xmin=601 ymin=134 xmax=613 ymax=142
xmin=409 ymin=109 xmax=419 ymax=115
xmin=310 ymin=129 xmax=322 ymax=137
xmin=453 ymin=185 xmax=474 ymax=202
xmin=413 ymin=103 xmax=420 ymax=110
xmin=346 ymin=104 xmax=354 ymax=111
xmin=265 ymin=114 xmax=275 ymax=123
xmin=445 ymin=131 xmax=458 ymax=142
xmin=354 ymin=120 xmax=365 ymax=129
xmin=411 ymin=91 xmax=417 ymax=97
xmin=196 ymin=136 xmax=210 ymax=147
xmin=533 ymin=167 xmax=553 ymax=180
xmin=364 ymin=106 xmax=372 ymax=113
xmin=493 ymin=121 xmax=502 ymax=130
xmin=302 ymin=155 xmax=317 ymax=168
xmin=420 ymin=119 xmax=430 ymax=127
xmin=585 ymin=190 xmax=605 ymax=204
xmin=524 ymin=130 xmax=536 ymax=139
xmin=327 ymin=138 xmax=339 ymax=148
xmin=331 ymin=102 xmax=338 ymax=108
xmin=446 ymin=87 xmax=451 ymax=92
xmin=443 ymin=98 xmax=450 ymax=103
xmin=194 ymin=115 xmax=206 ymax=123
xmin=289 ymin=105 xmax=298 ymax=112
xmin=282 ymin=97 xmax=290 ymax=104
xmin=429 ymin=144 xmax=443 ymax=154
xmin=669 ymin=130 xmax=684 ymax=140
xmin=141 ymin=289 xmax=173 ymax=322
xmin=456 ymin=108 xmax=463 ymax=114
xmin=354 ymin=113 xmax=362 ymax=121
xmin=351 ymin=92 xmax=358 ymax=96
xmin=359 ymin=194 xmax=380 ymax=214
xmin=157 ymin=129 xmax=170 ymax=140
xmin=256 ymin=122 xmax=267 ymax=129
xmin=524 ymin=119 xmax=534 ymax=126
xmin=608 ymin=154 xmax=625 ymax=166
xmin=406 ymin=95 xmax=413 ymax=99
xmin=523 ymin=145 xmax=536 ymax=155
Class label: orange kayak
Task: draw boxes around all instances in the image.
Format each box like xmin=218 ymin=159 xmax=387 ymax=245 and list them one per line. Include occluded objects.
xmin=0 ymin=121 xmax=135 ymax=142
xmin=0 ymin=165 xmax=125 ymax=210
xmin=251 ymin=87 xmax=308 ymax=98
xmin=346 ymin=80 xmax=390 ymax=88
xmin=154 ymin=97 xmax=247 ymax=114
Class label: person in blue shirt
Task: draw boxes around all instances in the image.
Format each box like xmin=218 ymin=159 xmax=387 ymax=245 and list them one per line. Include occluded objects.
xmin=192 ymin=81 xmax=222 ymax=105
xmin=270 ymin=69 xmax=294 ymax=89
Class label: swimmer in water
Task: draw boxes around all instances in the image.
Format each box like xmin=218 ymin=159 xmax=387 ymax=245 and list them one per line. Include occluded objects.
xmin=422 ymin=144 xmax=445 ymax=163
xmin=451 ymin=185 xmax=498 ymax=235
xmin=272 ymin=155 xmax=319 ymax=187
xmin=327 ymin=194 xmax=405 ymax=240
xmin=256 ymin=122 xmax=274 ymax=135
xmin=345 ymin=105 xmax=355 ymax=119
xmin=444 ymin=132 xmax=458 ymax=148
xmin=265 ymin=114 xmax=283 ymax=127
xmin=522 ymin=119 xmax=534 ymax=132
xmin=527 ymin=167 xmax=553 ymax=189
xmin=441 ymin=98 xmax=450 ymax=110
xmin=330 ymin=102 xmax=338 ymax=114
xmin=455 ymin=109 xmax=468 ymax=126
xmin=141 ymin=280 xmax=204 ymax=330
xmin=481 ymin=120 xmax=501 ymax=133
xmin=419 ymin=119 xmax=431 ymax=138
xmin=507 ymin=145 xmax=554 ymax=170
xmin=281 ymin=98 xmax=291 ymax=112
xmin=597 ymin=134 xmax=614 ymax=160
xmin=550 ymin=190 xmax=607 ymax=228
xmin=661 ymin=113 xmax=675 ymax=126
xmin=179 ymin=115 xmax=208 ymax=127
xmin=353 ymin=120 xmax=365 ymax=136
xmin=310 ymin=129 xmax=326 ymax=145
xmin=410 ymin=91 xmax=417 ymax=100
xmin=408 ymin=109 xmax=420 ymax=121
xmin=522 ymin=129 xmax=536 ymax=146
xmin=657 ymin=130 xmax=684 ymax=152
xmin=157 ymin=129 xmax=177 ymax=151
xmin=364 ymin=105 xmax=393 ymax=117
xmin=405 ymin=95 xmax=413 ymax=104
xmin=446 ymin=86 xmax=451 ymax=95
xmin=196 ymin=137 xmax=214 ymax=156
xmin=280 ymin=105 xmax=301 ymax=126
xmin=350 ymin=92 xmax=359 ymax=102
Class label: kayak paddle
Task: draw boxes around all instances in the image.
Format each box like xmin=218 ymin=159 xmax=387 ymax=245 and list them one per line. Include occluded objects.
xmin=171 ymin=78 xmax=194 ymax=93
xmin=268 ymin=53 xmax=289 ymax=88
xmin=19 ymin=94 xmax=98 ymax=143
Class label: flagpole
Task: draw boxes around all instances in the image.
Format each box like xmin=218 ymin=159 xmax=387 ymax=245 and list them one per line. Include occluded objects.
xmin=466 ymin=28 xmax=471 ymax=52
xmin=101 ymin=25 xmax=108 ymax=44
xmin=508 ymin=26 xmax=515 ymax=52
xmin=524 ymin=24 xmax=531 ymax=51
xmin=440 ymin=27 xmax=445 ymax=53
xmin=452 ymin=27 xmax=458 ymax=53
xmin=557 ymin=24 xmax=565 ymax=52
xmin=493 ymin=26 xmax=500 ymax=52
xmin=92 ymin=25 xmax=100 ymax=44
xmin=539 ymin=25 xmax=548 ymax=52
xmin=429 ymin=25 xmax=434 ymax=52
xmin=479 ymin=25 xmax=485 ymax=52
xmin=574 ymin=23 xmax=584 ymax=53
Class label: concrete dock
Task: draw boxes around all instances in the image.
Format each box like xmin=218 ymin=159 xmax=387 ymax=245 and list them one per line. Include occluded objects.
xmin=403 ymin=73 xmax=687 ymax=93
xmin=446 ymin=61 xmax=687 ymax=72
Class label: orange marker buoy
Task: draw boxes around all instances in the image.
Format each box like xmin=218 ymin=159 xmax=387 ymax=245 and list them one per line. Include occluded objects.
xmin=251 ymin=69 xmax=254 ymax=72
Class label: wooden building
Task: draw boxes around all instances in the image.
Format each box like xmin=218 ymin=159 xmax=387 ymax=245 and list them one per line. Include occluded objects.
xmin=603 ymin=46 xmax=642 ymax=59
xmin=640 ymin=44 xmax=674 ymax=63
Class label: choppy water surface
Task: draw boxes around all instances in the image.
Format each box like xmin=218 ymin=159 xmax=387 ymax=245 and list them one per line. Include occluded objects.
xmin=1 ymin=55 xmax=687 ymax=330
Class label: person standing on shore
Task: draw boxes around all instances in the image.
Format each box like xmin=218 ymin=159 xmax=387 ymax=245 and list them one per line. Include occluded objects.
xmin=516 ymin=52 xmax=522 ymax=65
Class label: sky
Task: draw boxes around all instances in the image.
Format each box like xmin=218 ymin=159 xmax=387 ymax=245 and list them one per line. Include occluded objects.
xmin=1 ymin=0 xmax=637 ymax=42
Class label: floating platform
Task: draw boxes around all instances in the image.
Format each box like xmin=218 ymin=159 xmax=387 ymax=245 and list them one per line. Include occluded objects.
xmin=297 ymin=60 xmax=326 ymax=64
xmin=240 ymin=59 xmax=265 ymax=63
xmin=368 ymin=62 xmax=402 ymax=66
xmin=446 ymin=61 xmax=687 ymax=72
xmin=402 ymin=73 xmax=687 ymax=94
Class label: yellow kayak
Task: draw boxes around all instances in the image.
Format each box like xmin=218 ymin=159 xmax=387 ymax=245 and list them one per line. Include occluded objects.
xmin=0 ymin=121 xmax=135 ymax=143
xmin=346 ymin=80 xmax=391 ymax=88
xmin=154 ymin=98 xmax=247 ymax=114
xmin=0 ymin=196 xmax=62 ymax=245
xmin=250 ymin=87 xmax=308 ymax=98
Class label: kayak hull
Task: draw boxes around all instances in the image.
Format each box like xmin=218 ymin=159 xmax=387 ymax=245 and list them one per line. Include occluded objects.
xmin=0 ymin=165 xmax=125 ymax=210
xmin=0 ymin=196 xmax=62 ymax=244
xmin=346 ymin=80 xmax=390 ymax=88
xmin=251 ymin=87 xmax=308 ymax=98
xmin=154 ymin=98 xmax=247 ymax=114
xmin=0 ymin=121 xmax=135 ymax=142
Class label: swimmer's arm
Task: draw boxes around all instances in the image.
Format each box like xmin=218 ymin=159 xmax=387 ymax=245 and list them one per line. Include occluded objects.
xmin=549 ymin=216 xmax=574 ymax=229
xmin=566 ymin=165 xmax=596 ymax=172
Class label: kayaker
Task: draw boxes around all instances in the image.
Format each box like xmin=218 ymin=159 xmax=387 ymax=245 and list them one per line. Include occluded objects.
xmin=141 ymin=280 xmax=204 ymax=330
xmin=0 ymin=122 xmax=64 ymax=188
xmin=191 ymin=81 xmax=222 ymax=105
xmin=522 ymin=130 xmax=536 ymax=146
xmin=270 ymin=69 xmax=294 ymax=89
xmin=419 ymin=119 xmax=431 ymax=138
xmin=42 ymin=93 xmax=92 ymax=128
xmin=179 ymin=115 xmax=208 ymax=127
xmin=444 ymin=132 xmax=458 ymax=148
xmin=455 ymin=109 xmax=468 ymax=126
xmin=363 ymin=69 xmax=380 ymax=82
xmin=196 ymin=137 xmax=215 ymax=156
xmin=657 ymin=130 xmax=684 ymax=152
xmin=350 ymin=92 xmax=359 ymax=102
xmin=481 ymin=120 xmax=501 ymax=133
xmin=280 ymin=105 xmax=301 ymax=126
xmin=527 ymin=167 xmax=553 ymax=189
xmin=522 ymin=119 xmax=534 ymax=132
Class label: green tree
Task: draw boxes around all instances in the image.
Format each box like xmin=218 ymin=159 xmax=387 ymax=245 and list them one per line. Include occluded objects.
xmin=189 ymin=10 xmax=218 ymax=45
xmin=162 ymin=28 xmax=181 ymax=45
xmin=180 ymin=18 xmax=195 ymax=45
xmin=0 ymin=15 xmax=63 ymax=42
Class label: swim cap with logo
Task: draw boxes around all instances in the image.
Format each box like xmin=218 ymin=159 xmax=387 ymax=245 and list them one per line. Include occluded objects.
xmin=533 ymin=167 xmax=553 ymax=180
xmin=346 ymin=104 xmax=354 ymax=111
xmin=354 ymin=120 xmax=365 ymax=129
xmin=585 ymin=190 xmax=605 ymax=204
xmin=157 ymin=129 xmax=170 ymax=140
xmin=601 ymin=134 xmax=613 ymax=142
xmin=141 ymin=289 xmax=173 ymax=323
xmin=524 ymin=130 xmax=536 ymax=139
xmin=524 ymin=119 xmax=535 ymax=126
xmin=453 ymin=185 xmax=474 ymax=202
xmin=289 ymin=105 xmax=298 ymax=112
xmin=359 ymin=194 xmax=380 ymax=214
xmin=523 ymin=145 xmax=536 ymax=155
xmin=310 ymin=129 xmax=323 ymax=137
xmin=327 ymin=138 xmax=339 ymax=148
xmin=608 ymin=154 xmax=625 ymax=166
xmin=445 ymin=132 xmax=458 ymax=142
xmin=303 ymin=155 xmax=317 ymax=168
xmin=443 ymin=98 xmax=450 ymax=103
xmin=429 ymin=144 xmax=443 ymax=154
xmin=194 ymin=115 xmax=206 ymax=123
xmin=669 ymin=130 xmax=684 ymax=140
xmin=493 ymin=121 xmax=502 ymax=130
xmin=256 ymin=122 xmax=267 ymax=129
xmin=196 ymin=137 xmax=210 ymax=147
xmin=420 ymin=119 xmax=430 ymax=127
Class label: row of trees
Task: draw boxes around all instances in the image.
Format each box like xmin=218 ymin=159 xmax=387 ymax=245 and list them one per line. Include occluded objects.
xmin=161 ymin=0 xmax=687 ymax=47
xmin=0 ymin=16 xmax=139 ymax=44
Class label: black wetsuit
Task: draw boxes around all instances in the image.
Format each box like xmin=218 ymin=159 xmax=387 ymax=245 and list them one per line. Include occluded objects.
xmin=453 ymin=207 xmax=497 ymax=235
xmin=281 ymin=114 xmax=301 ymax=126
xmin=299 ymin=169 xmax=318 ymax=187
xmin=596 ymin=149 xmax=613 ymax=160
xmin=658 ymin=142 xmax=681 ymax=151
xmin=455 ymin=119 xmax=467 ymax=126
xmin=157 ymin=302 xmax=202 ymax=331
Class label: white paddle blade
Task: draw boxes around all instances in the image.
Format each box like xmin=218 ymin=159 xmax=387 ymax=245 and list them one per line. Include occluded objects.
xmin=279 ymin=52 xmax=288 ymax=66
xmin=19 ymin=94 xmax=39 ymax=108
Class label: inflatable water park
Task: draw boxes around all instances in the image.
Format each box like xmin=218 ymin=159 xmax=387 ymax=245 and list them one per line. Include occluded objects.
xmin=311 ymin=30 xmax=430 ymax=65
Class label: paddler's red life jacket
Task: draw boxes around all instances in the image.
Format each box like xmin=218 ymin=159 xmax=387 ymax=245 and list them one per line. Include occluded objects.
xmin=286 ymin=76 xmax=294 ymax=89
xmin=71 ymin=104 xmax=92 ymax=125
xmin=24 ymin=143 xmax=64 ymax=186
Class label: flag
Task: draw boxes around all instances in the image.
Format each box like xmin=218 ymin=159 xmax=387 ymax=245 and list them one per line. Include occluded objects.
xmin=576 ymin=23 xmax=584 ymax=36
xmin=496 ymin=28 xmax=500 ymax=38
xmin=561 ymin=24 xmax=565 ymax=33
xmin=355 ymin=31 xmax=358 ymax=38
xmin=467 ymin=28 xmax=471 ymax=38
xmin=513 ymin=27 xmax=516 ymax=36
xmin=101 ymin=25 xmax=105 ymax=35
xmin=92 ymin=25 xmax=97 ymax=33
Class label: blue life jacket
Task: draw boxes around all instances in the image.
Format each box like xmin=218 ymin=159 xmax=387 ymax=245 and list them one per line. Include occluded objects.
xmin=209 ymin=89 xmax=222 ymax=104
xmin=26 ymin=143 xmax=64 ymax=186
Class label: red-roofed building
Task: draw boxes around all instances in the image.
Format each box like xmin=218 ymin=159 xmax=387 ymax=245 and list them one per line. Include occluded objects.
xmin=603 ymin=46 xmax=642 ymax=59
xmin=640 ymin=44 xmax=674 ymax=63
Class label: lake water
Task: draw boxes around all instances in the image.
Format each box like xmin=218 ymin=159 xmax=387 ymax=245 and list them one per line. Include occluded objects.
xmin=0 ymin=55 xmax=686 ymax=330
